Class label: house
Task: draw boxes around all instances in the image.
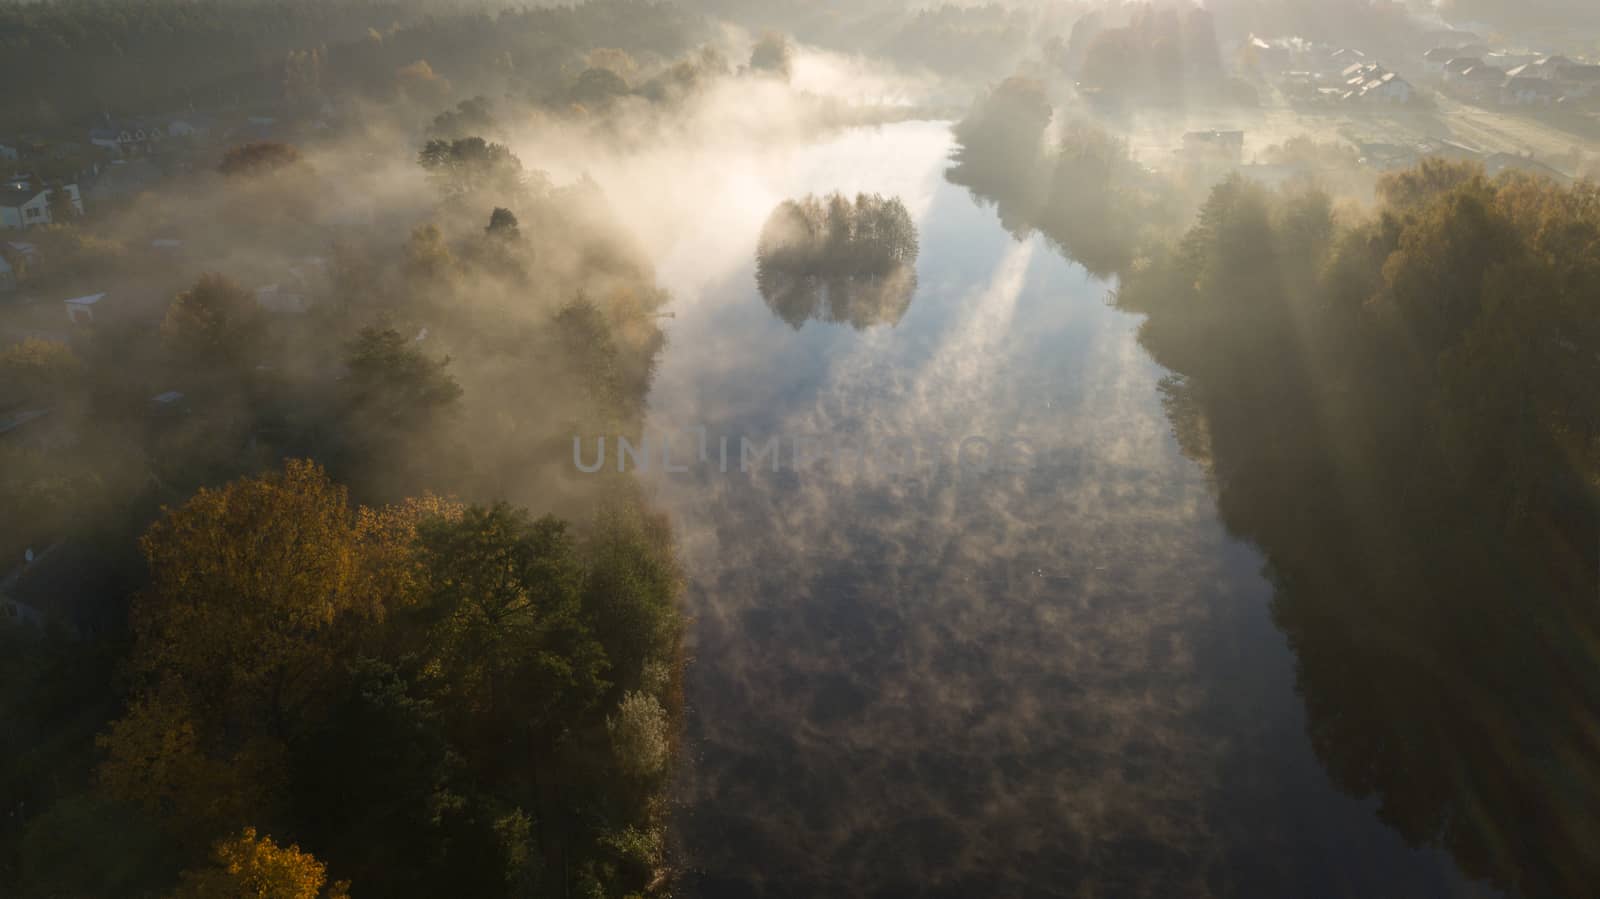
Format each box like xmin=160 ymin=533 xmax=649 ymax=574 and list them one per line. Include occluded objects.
xmin=1326 ymin=48 xmax=1367 ymax=73
xmin=1559 ymin=65 xmax=1600 ymax=99
xmin=64 ymin=292 xmax=107 ymax=324
xmin=1242 ymin=35 xmax=1293 ymax=73
xmin=1485 ymin=50 xmax=1541 ymax=71
xmin=1182 ymin=130 xmax=1245 ymax=165
xmin=1456 ymin=65 xmax=1506 ymax=100
xmin=150 ymin=390 xmax=187 ymax=416
xmin=1507 ymin=56 xmax=1575 ymax=81
xmin=1503 ymin=76 xmax=1562 ymax=106
xmin=1360 ymin=72 xmax=1413 ymax=104
xmin=6 ymin=241 xmax=38 ymax=266
xmin=0 ymin=184 xmax=82 ymax=229
xmin=1423 ymin=48 xmax=1458 ymax=75
xmin=1339 ymin=63 xmax=1413 ymax=104
xmin=0 ymin=185 xmax=49 ymax=229
xmin=1 ymin=541 xmax=133 ymax=639
xmin=1443 ymin=57 xmax=1483 ymax=83
xmin=88 ymin=120 xmax=175 ymax=155
xmin=0 ymin=406 xmax=76 ymax=450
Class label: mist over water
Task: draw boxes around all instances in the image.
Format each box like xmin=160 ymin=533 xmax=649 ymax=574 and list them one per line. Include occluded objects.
xmin=616 ymin=122 xmax=1482 ymax=897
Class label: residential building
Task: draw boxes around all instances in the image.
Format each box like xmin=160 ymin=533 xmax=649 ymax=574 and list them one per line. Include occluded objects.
xmin=1340 ymin=62 xmax=1414 ymax=104
xmin=1423 ymin=47 xmax=1457 ymax=75
xmin=1456 ymin=64 xmax=1506 ymax=100
xmin=64 ymin=292 xmax=107 ymax=325
xmin=1444 ymin=57 xmax=1484 ymax=83
xmin=0 ymin=184 xmax=82 ymax=229
xmin=0 ymin=185 xmax=49 ymax=229
xmin=1504 ymin=76 xmax=1562 ymax=106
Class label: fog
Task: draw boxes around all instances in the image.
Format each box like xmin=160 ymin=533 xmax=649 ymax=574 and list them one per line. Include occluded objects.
xmin=4 ymin=0 xmax=1600 ymax=896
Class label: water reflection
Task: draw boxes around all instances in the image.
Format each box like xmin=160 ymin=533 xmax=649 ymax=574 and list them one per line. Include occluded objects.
xmin=755 ymin=193 xmax=920 ymax=330
xmin=639 ymin=122 xmax=1484 ymax=897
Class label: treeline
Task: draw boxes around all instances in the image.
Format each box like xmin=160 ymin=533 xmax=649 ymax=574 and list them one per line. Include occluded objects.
xmin=1060 ymin=4 xmax=1251 ymax=109
xmin=755 ymin=193 xmax=919 ymax=330
xmin=948 ymin=77 xmax=1184 ymax=278
xmin=8 ymin=462 xmax=680 ymax=898
xmin=1116 ymin=162 xmax=1600 ymax=896
xmin=0 ymin=0 xmax=707 ymax=131
xmin=1 ymin=126 xmax=682 ymax=896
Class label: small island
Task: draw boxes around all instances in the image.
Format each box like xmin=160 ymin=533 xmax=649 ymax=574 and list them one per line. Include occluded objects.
xmin=755 ymin=193 xmax=920 ymax=330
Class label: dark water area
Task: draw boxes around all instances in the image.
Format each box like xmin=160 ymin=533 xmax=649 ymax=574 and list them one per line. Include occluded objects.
xmin=639 ymin=122 xmax=1492 ymax=898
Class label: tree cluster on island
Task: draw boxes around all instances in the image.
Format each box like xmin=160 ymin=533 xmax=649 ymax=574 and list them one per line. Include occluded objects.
xmin=754 ymin=192 xmax=920 ymax=330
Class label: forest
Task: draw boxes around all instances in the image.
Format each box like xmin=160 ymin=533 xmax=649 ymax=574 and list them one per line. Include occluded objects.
xmin=941 ymin=67 xmax=1600 ymax=897
xmin=1117 ymin=163 xmax=1600 ymax=898
xmin=2 ymin=7 xmax=692 ymax=892
xmin=6 ymin=0 xmax=1600 ymax=896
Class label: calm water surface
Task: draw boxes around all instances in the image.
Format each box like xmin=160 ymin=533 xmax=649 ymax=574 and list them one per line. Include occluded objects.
xmin=634 ymin=121 xmax=1488 ymax=898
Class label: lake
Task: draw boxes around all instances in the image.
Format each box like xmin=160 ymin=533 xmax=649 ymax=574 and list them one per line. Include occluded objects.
xmin=633 ymin=121 xmax=1489 ymax=898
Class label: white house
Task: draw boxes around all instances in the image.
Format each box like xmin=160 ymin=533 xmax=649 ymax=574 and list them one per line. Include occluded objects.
xmin=64 ymin=292 xmax=107 ymax=324
xmin=0 ymin=186 xmax=49 ymax=230
xmin=0 ymin=184 xmax=82 ymax=230
xmin=1507 ymin=56 xmax=1575 ymax=81
xmin=1362 ymin=72 xmax=1413 ymax=103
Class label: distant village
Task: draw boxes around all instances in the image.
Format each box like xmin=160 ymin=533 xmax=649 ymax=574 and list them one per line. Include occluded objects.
xmin=1152 ymin=21 xmax=1600 ymax=197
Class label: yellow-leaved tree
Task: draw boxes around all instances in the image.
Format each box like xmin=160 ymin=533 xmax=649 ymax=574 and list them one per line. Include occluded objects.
xmin=169 ymin=827 xmax=349 ymax=899
xmin=98 ymin=460 xmax=459 ymax=847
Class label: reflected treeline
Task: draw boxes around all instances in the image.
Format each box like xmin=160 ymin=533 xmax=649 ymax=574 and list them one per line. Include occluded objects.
xmin=1118 ymin=163 xmax=1600 ymax=896
xmin=755 ymin=193 xmax=919 ymax=330
xmin=946 ymin=78 xmax=1182 ymax=279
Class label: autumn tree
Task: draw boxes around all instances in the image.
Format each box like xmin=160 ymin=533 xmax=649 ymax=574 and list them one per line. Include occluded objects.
xmin=97 ymin=461 xmax=430 ymax=844
xmin=169 ymin=827 xmax=348 ymax=899
xmin=395 ymin=59 xmax=449 ymax=105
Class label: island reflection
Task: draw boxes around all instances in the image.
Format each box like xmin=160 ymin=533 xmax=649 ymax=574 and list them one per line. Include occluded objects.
xmin=755 ymin=193 xmax=920 ymax=330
